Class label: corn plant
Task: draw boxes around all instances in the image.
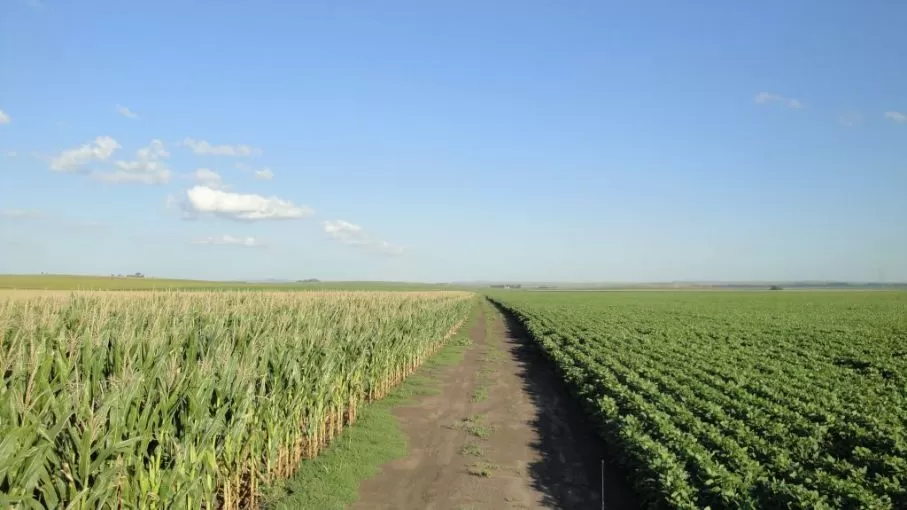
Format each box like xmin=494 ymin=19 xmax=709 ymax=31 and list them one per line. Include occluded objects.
xmin=0 ymin=290 xmax=472 ymax=509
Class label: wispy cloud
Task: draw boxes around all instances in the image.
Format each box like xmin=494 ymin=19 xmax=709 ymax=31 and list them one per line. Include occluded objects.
xmin=884 ymin=111 xmax=906 ymax=123
xmin=0 ymin=210 xmax=105 ymax=230
xmin=117 ymin=105 xmax=139 ymax=119
xmin=181 ymin=186 xmax=314 ymax=221
xmin=754 ymin=92 xmax=803 ymax=109
xmin=182 ymin=138 xmax=262 ymax=157
xmin=99 ymin=139 xmax=171 ymax=184
xmin=193 ymin=235 xmax=265 ymax=247
xmin=0 ymin=109 xmax=11 ymax=125
xmin=236 ymin=162 xmax=275 ymax=180
xmin=49 ymin=136 xmax=121 ymax=172
xmin=4 ymin=151 xmax=16 ymax=157
xmin=191 ymin=168 xmax=229 ymax=190
xmin=0 ymin=209 xmax=44 ymax=219
xmin=49 ymin=138 xmax=171 ymax=184
xmin=323 ymin=219 xmax=404 ymax=256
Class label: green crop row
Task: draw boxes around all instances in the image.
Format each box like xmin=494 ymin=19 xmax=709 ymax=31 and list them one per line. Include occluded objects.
xmin=0 ymin=290 xmax=472 ymax=509
xmin=489 ymin=291 xmax=907 ymax=509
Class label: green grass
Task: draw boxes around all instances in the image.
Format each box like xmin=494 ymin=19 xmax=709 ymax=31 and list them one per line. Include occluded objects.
xmin=472 ymin=350 xmax=498 ymax=403
xmin=459 ymin=442 xmax=486 ymax=457
xmin=469 ymin=301 xmax=503 ymax=403
xmin=472 ymin=299 xmax=504 ymax=403
xmin=467 ymin=462 xmax=498 ymax=477
xmin=0 ymin=274 xmax=451 ymax=291
xmin=452 ymin=414 xmax=494 ymax=439
xmin=264 ymin=301 xmax=479 ymax=509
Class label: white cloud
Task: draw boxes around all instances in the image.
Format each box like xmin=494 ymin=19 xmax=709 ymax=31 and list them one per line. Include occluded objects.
xmin=884 ymin=111 xmax=906 ymax=123
xmin=183 ymin=185 xmax=314 ymax=221
xmin=136 ymin=139 xmax=169 ymax=160
xmin=0 ymin=109 xmax=10 ymax=125
xmin=94 ymin=167 xmax=169 ymax=184
xmin=0 ymin=209 xmax=43 ymax=219
xmin=5 ymin=151 xmax=16 ymax=157
xmin=192 ymin=168 xmax=228 ymax=189
xmin=182 ymin=138 xmax=262 ymax=157
xmin=50 ymin=136 xmax=121 ymax=172
xmin=324 ymin=219 xmax=369 ymax=245
xmin=117 ymin=105 xmax=139 ymax=119
xmin=754 ymin=92 xmax=803 ymax=109
xmin=323 ymin=219 xmax=404 ymax=255
xmin=96 ymin=139 xmax=170 ymax=184
xmin=193 ymin=235 xmax=265 ymax=247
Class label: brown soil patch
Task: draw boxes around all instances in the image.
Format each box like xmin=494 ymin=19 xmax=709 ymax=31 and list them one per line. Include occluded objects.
xmin=352 ymin=302 xmax=638 ymax=509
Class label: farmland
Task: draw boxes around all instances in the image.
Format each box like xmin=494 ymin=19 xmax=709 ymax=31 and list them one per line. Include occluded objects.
xmin=3 ymin=284 xmax=906 ymax=510
xmin=0 ymin=290 xmax=472 ymax=508
xmin=0 ymin=274 xmax=447 ymax=292
xmin=490 ymin=290 xmax=907 ymax=509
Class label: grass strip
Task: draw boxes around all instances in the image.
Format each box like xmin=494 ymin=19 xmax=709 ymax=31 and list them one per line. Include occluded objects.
xmin=263 ymin=301 xmax=480 ymax=509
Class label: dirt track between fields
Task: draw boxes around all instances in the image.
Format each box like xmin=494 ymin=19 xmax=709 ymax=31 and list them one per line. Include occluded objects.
xmin=352 ymin=301 xmax=638 ymax=509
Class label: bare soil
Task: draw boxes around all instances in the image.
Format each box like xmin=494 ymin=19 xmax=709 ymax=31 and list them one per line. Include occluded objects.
xmin=352 ymin=302 xmax=638 ymax=509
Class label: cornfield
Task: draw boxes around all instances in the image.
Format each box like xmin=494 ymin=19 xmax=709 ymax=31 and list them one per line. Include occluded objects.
xmin=0 ymin=290 xmax=473 ymax=509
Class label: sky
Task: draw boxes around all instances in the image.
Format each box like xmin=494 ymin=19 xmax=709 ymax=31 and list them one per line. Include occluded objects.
xmin=1 ymin=0 xmax=906 ymax=282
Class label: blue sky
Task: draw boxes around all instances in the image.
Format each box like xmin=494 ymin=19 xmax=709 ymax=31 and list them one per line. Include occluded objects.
xmin=1 ymin=0 xmax=905 ymax=282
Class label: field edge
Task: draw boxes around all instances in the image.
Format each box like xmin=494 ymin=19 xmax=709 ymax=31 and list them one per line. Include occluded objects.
xmin=485 ymin=296 xmax=653 ymax=508
xmin=261 ymin=300 xmax=481 ymax=509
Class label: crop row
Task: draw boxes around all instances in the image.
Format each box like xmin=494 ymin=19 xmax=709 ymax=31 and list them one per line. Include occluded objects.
xmin=0 ymin=290 xmax=472 ymax=509
xmin=489 ymin=291 xmax=907 ymax=509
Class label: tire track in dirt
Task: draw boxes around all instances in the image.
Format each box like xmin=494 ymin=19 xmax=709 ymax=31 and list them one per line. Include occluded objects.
xmin=352 ymin=301 xmax=638 ymax=509
xmin=351 ymin=306 xmax=487 ymax=510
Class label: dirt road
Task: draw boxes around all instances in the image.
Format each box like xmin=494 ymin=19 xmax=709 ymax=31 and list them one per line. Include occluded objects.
xmin=352 ymin=301 xmax=637 ymax=509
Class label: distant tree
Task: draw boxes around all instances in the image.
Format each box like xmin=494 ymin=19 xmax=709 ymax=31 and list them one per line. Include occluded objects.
xmin=769 ymin=285 xmax=783 ymax=291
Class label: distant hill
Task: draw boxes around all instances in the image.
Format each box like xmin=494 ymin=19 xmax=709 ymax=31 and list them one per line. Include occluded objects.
xmin=459 ymin=280 xmax=907 ymax=290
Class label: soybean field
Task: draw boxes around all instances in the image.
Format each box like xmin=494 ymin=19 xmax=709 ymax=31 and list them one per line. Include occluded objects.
xmin=490 ymin=291 xmax=907 ymax=509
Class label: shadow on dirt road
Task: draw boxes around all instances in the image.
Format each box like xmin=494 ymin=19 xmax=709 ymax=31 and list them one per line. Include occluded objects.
xmin=491 ymin=301 xmax=641 ymax=510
